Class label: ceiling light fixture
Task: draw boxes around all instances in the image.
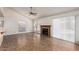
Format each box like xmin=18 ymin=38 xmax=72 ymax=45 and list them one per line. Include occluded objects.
xmin=29 ymin=7 xmax=37 ymax=16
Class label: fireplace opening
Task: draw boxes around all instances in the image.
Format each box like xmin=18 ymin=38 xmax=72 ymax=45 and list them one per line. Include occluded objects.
xmin=40 ymin=25 xmax=51 ymax=36
xmin=42 ymin=28 xmax=48 ymax=36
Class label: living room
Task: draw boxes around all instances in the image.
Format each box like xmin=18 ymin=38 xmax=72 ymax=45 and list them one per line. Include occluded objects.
xmin=0 ymin=7 xmax=79 ymax=51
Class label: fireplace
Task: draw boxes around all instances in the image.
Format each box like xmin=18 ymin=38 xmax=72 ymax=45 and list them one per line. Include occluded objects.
xmin=40 ymin=25 xmax=51 ymax=36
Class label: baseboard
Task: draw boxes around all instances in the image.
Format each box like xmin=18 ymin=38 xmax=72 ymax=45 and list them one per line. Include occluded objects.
xmin=4 ymin=32 xmax=33 ymax=36
xmin=33 ymin=32 xmax=41 ymax=34
xmin=52 ymin=37 xmax=75 ymax=44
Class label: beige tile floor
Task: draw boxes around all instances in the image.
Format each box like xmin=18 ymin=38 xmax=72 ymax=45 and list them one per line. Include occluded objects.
xmin=0 ymin=33 xmax=79 ymax=51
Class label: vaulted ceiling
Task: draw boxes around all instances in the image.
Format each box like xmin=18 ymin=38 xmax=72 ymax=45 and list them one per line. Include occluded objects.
xmin=12 ymin=7 xmax=79 ymax=19
xmin=0 ymin=7 xmax=79 ymax=19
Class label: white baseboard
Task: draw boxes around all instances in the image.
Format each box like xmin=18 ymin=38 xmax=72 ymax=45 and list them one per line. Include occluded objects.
xmin=4 ymin=31 xmax=33 ymax=36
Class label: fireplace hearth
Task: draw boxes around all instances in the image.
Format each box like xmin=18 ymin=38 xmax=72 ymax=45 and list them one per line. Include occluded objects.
xmin=40 ymin=25 xmax=51 ymax=36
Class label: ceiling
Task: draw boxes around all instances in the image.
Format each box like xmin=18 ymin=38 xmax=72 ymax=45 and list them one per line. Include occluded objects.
xmin=2 ymin=7 xmax=79 ymax=19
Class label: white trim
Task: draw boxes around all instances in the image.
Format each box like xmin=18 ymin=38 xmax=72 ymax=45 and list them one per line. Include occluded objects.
xmin=4 ymin=31 xmax=33 ymax=36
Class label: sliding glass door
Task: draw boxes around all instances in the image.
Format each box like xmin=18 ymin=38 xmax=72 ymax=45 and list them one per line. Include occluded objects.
xmin=53 ymin=16 xmax=75 ymax=42
xmin=75 ymin=15 xmax=79 ymax=44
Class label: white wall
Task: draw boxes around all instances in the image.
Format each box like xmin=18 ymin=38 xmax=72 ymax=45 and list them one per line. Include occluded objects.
xmin=4 ymin=17 xmax=18 ymax=35
xmin=34 ymin=17 xmax=52 ymax=33
xmin=0 ymin=17 xmax=4 ymax=32
xmin=2 ymin=8 xmax=33 ymax=35
xmin=0 ymin=17 xmax=4 ymax=21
